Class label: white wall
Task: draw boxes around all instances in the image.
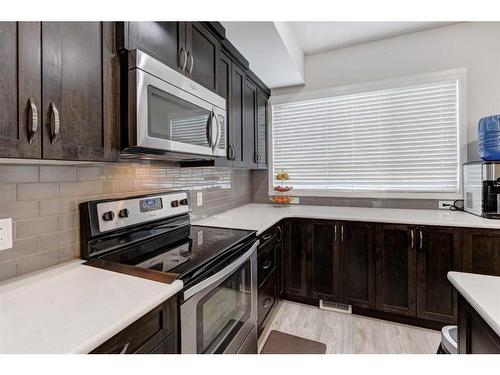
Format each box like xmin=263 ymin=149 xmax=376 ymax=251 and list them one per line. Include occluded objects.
xmin=273 ymin=22 xmax=500 ymax=160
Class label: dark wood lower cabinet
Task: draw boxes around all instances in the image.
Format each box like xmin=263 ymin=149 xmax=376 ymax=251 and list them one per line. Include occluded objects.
xmin=463 ymin=228 xmax=500 ymax=277
xmin=284 ymin=219 xmax=312 ymax=300
xmin=91 ymin=297 xmax=177 ymax=354
xmin=458 ymin=295 xmax=500 ymax=354
xmin=376 ymin=224 xmax=416 ymax=317
xmin=416 ymin=226 xmax=462 ymax=323
xmin=341 ymin=222 xmax=376 ymax=309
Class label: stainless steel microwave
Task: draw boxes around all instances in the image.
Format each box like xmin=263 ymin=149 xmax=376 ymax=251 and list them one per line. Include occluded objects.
xmin=121 ymin=49 xmax=226 ymax=160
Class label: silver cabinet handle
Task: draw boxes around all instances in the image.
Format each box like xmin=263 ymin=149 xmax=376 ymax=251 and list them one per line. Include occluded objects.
xmin=262 ymin=233 xmax=272 ymax=241
xmin=231 ymin=145 xmax=236 ymax=160
xmin=334 ymin=224 xmax=338 ymax=242
xmin=410 ymin=229 xmax=415 ymax=249
xmin=263 ymin=298 xmax=273 ymax=309
xmin=179 ymin=47 xmax=187 ymax=72
xmin=27 ymin=97 xmax=38 ymax=144
xmin=419 ymin=230 xmax=423 ymax=250
xmin=119 ymin=342 xmax=130 ymax=354
xmin=276 ymin=225 xmax=282 ymax=242
xmin=262 ymin=260 xmax=272 ymax=270
xmin=255 ymin=151 xmax=261 ymax=163
xmin=186 ymin=51 xmax=194 ymax=76
xmin=341 ymin=225 xmax=345 ymax=243
xmin=49 ymin=102 xmax=60 ymax=144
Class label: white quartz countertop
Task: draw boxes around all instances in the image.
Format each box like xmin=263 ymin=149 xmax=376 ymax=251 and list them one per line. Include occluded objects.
xmin=193 ymin=203 xmax=500 ymax=235
xmin=448 ymin=271 xmax=500 ymax=336
xmin=0 ymin=260 xmax=183 ymax=354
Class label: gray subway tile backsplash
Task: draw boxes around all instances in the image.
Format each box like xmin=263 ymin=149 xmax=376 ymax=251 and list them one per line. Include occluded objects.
xmin=0 ymin=162 xmax=251 ymax=282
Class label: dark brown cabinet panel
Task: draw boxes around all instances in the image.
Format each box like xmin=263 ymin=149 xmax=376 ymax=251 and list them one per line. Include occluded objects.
xmin=91 ymin=298 xmax=177 ymax=354
xmin=341 ymin=221 xmax=376 ymax=309
xmin=243 ymin=78 xmax=258 ymax=168
xmin=0 ymin=22 xmax=41 ymax=159
xmin=258 ymin=273 xmax=277 ymax=337
xmin=185 ymin=22 xmax=220 ymax=92
xmin=458 ymin=295 xmax=500 ymax=354
xmin=463 ymin=228 xmax=500 ymax=276
xmin=230 ymin=64 xmax=245 ymax=167
xmin=41 ymin=22 xmax=115 ymax=161
xmin=118 ymin=22 xmax=185 ymax=73
xmin=376 ymin=224 xmax=416 ymax=317
xmin=284 ymin=219 xmax=312 ymax=299
xmin=312 ymin=220 xmax=341 ymax=302
xmin=255 ymin=88 xmax=269 ymax=169
xmin=416 ymin=226 xmax=461 ymax=323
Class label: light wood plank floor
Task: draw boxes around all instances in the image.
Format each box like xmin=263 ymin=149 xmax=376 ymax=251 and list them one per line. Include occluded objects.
xmin=259 ymin=301 xmax=441 ymax=354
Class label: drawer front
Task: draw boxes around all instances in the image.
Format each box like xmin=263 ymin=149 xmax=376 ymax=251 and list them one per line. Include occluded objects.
xmin=259 ymin=227 xmax=278 ymax=248
xmin=150 ymin=332 xmax=178 ymax=354
xmin=258 ymin=273 xmax=277 ymax=333
xmin=258 ymin=241 xmax=276 ymax=287
xmin=91 ymin=298 xmax=177 ymax=354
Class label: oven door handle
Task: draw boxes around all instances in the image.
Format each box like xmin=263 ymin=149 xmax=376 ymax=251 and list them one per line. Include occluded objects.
xmin=183 ymin=240 xmax=259 ymax=301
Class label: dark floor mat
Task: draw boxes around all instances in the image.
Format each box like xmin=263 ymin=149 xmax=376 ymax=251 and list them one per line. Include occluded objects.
xmin=260 ymin=330 xmax=327 ymax=354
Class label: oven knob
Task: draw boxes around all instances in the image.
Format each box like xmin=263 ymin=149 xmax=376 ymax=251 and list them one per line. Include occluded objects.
xmin=180 ymin=198 xmax=188 ymax=206
xmin=171 ymin=200 xmax=179 ymax=208
xmin=118 ymin=208 xmax=129 ymax=218
xmin=102 ymin=211 xmax=115 ymax=221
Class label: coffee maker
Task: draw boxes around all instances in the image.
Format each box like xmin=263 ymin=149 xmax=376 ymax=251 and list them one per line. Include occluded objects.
xmin=463 ymin=162 xmax=500 ymax=218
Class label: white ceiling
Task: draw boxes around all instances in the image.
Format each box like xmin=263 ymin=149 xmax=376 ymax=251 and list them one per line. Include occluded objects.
xmin=293 ymin=22 xmax=457 ymax=55
xmin=222 ymin=22 xmax=458 ymax=88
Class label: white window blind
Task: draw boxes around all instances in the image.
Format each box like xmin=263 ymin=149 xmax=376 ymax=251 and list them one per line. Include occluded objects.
xmin=272 ymin=79 xmax=460 ymax=194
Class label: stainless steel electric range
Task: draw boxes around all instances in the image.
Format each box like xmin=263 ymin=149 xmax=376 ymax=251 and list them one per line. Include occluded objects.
xmin=79 ymin=191 xmax=259 ymax=354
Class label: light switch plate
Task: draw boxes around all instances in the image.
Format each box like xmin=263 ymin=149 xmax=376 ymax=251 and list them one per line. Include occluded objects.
xmin=0 ymin=218 xmax=13 ymax=251
xmin=197 ymin=192 xmax=203 ymax=207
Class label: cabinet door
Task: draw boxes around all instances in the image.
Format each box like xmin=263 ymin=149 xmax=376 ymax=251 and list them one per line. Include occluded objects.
xmin=0 ymin=22 xmax=41 ymax=159
xmin=416 ymin=226 xmax=462 ymax=323
xmin=376 ymin=224 xmax=416 ymax=317
xmin=119 ymin=22 xmax=185 ymax=73
xmin=185 ymin=22 xmax=219 ymax=92
xmin=284 ymin=219 xmax=312 ymax=299
xmin=276 ymin=223 xmax=285 ymax=298
xmin=42 ymin=22 xmax=115 ymax=161
xmin=215 ymin=51 xmax=233 ymax=167
xmin=312 ymin=221 xmax=341 ymax=302
xmin=255 ymin=88 xmax=268 ymax=169
xmin=243 ymin=78 xmax=258 ymax=168
xmin=230 ymin=64 xmax=245 ymax=167
xmin=463 ymin=228 xmax=500 ymax=276
xmin=341 ymin=221 xmax=376 ymax=308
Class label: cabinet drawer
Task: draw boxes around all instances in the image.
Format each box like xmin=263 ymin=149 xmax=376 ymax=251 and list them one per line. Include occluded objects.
xmin=258 ymin=241 xmax=276 ymax=287
xmin=258 ymin=273 xmax=277 ymax=333
xmin=91 ymin=298 xmax=176 ymax=354
xmin=150 ymin=332 xmax=178 ymax=354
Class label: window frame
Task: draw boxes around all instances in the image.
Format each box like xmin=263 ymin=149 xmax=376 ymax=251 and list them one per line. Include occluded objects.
xmin=268 ymin=68 xmax=468 ymax=199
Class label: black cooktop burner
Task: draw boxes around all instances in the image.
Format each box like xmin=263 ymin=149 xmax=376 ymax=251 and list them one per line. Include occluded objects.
xmin=97 ymin=225 xmax=255 ymax=279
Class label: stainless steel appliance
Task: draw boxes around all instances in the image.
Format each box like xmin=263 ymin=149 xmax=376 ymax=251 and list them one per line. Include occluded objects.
xmin=121 ymin=49 xmax=226 ymax=161
xmin=79 ymin=191 xmax=258 ymax=354
xmin=463 ymin=162 xmax=500 ymax=218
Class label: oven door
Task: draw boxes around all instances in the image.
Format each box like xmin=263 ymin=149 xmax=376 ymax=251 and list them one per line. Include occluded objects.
xmin=131 ymin=68 xmax=226 ymax=157
xmin=180 ymin=240 xmax=258 ymax=354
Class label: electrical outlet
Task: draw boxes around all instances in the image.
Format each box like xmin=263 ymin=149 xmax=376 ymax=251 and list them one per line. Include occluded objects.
xmin=0 ymin=218 xmax=13 ymax=251
xmin=439 ymin=200 xmax=454 ymax=210
xmin=197 ymin=192 xmax=203 ymax=207
xmin=290 ymin=197 xmax=300 ymax=204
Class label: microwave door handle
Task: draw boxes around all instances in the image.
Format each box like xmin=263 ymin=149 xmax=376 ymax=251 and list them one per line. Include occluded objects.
xmin=182 ymin=240 xmax=259 ymax=301
xmin=205 ymin=114 xmax=212 ymax=148
xmin=211 ymin=110 xmax=220 ymax=151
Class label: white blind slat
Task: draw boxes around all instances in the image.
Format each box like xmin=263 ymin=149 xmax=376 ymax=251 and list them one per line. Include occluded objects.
xmin=272 ymin=79 xmax=459 ymax=193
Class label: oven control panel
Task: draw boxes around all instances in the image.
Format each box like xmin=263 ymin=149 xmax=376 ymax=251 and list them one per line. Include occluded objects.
xmin=96 ymin=191 xmax=190 ymax=233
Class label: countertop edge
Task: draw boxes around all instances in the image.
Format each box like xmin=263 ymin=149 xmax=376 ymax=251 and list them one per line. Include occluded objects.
xmin=447 ymin=271 xmax=500 ymax=337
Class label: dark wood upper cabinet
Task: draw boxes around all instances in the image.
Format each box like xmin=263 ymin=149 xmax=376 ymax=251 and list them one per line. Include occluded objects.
xmin=230 ymin=64 xmax=245 ymax=168
xmin=376 ymin=224 xmax=417 ymax=317
xmin=463 ymin=228 xmax=500 ymax=277
xmin=185 ymin=22 xmax=219 ymax=92
xmin=41 ymin=22 xmax=115 ymax=161
xmin=341 ymin=221 xmax=376 ymax=309
xmin=255 ymin=88 xmax=269 ymax=169
xmin=312 ymin=220 xmax=341 ymax=302
xmin=416 ymin=226 xmax=462 ymax=323
xmin=0 ymin=22 xmax=42 ymax=159
xmin=243 ymin=78 xmax=258 ymax=168
xmin=118 ymin=22 xmax=185 ymax=73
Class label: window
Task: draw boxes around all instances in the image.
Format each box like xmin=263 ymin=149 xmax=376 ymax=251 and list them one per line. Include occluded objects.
xmin=270 ymin=70 xmax=466 ymax=198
